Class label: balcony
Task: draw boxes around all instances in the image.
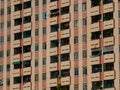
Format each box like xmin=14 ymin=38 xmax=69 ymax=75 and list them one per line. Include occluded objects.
xmin=23 ymin=52 xmax=32 ymax=60
xmin=61 ymin=14 xmax=70 ymax=23
xmin=103 ymin=3 xmax=114 ymax=13
xmin=13 ymin=11 xmax=20 ymax=19
xmin=13 ymin=84 xmax=20 ymax=90
xmin=90 ymin=6 xmax=99 ymax=16
xmin=23 ymin=8 xmax=32 ymax=17
xmin=49 ymin=47 xmax=58 ymax=56
xmin=91 ymin=39 xmax=100 ymax=49
xmin=23 ymin=37 xmax=31 ymax=46
xmin=91 ymin=73 xmax=100 ymax=81
xmin=61 ymin=29 xmax=70 ymax=38
xmin=50 ymin=17 xmax=57 ymax=25
xmin=103 ymin=36 xmax=114 ymax=46
xmin=13 ymin=25 xmax=21 ymax=33
xmin=49 ymin=32 xmax=57 ymax=41
xmin=49 ymin=63 xmax=58 ymax=71
xmin=61 ymin=45 xmax=70 ymax=54
xmin=13 ymin=0 xmax=20 ymax=5
xmin=23 ymin=67 xmax=31 ymax=75
xmin=13 ymin=54 xmax=20 ymax=62
xmin=23 ymin=82 xmax=31 ymax=90
xmin=61 ymin=0 xmax=70 ymax=7
xmin=104 ymin=53 xmax=114 ymax=63
xmin=49 ymin=78 xmax=57 ymax=87
xmin=104 ymin=71 xmax=115 ymax=80
xmin=90 ymin=22 xmax=99 ymax=32
xmin=24 ymin=22 xmax=32 ymax=31
xmin=13 ymin=40 xmax=20 ymax=48
xmin=61 ymin=61 xmax=70 ymax=69
xmin=104 ymin=19 xmax=114 ymax=30
xmin=61 ymin=76 xmax=70 ymax=85
xmin=13 ymin=69 xmax=20 ymax=77
xmin=90 ymin=56 xmax=100 ymax=65
xmin=49 ymin=1 xmax=58 ymax=10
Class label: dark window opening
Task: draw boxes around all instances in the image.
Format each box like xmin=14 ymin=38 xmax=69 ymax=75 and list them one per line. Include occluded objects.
xmin=61 ymin=38 xmax=69 ymax=46
xmin=61 ymin=6 xmax=69 ymax=15
xmin=50 ymin=24 xmax=59 ymax=32
xmin=61 ymin=53 xmax=70 ymax=62
xmin=61 ymin=22 xmax=69 ymax=30
xmin=50 ymin=55 xmax=58 ymax=63
xmin=23 ymin=45 xmax=31 ymax=53
xmin=92 ymin=64 xmax=102 ymax=73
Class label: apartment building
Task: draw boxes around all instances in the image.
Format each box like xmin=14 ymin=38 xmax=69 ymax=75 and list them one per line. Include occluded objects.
xmin=0 ymin=0 xmax=119 ymax=90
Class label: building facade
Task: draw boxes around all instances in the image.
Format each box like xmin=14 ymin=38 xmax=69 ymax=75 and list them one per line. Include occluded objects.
xmin=0 ymin=0 xmax=119 ymax=90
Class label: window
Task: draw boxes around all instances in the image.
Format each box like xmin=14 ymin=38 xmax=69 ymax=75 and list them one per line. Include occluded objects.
xmin=6 ymin=78 xmax=10 ymax=85
xmin=7 ymin=49 xmax=10 ymax=57
xmin=14 ymin=4 xmax=22 ymax=11
xmin=14 ymin=47 xmax=22 ymax=55
xmin=74 ymin=4 xmax=78 ymax=12
xmin=23 ymin=60 xmax=31 ymax=68
xmin=23 ymin=16 xmax=31 ymax=24
xmin=0 ymin=36 xmax=4 ymax=44
xmin=14 ymin=32 xmax=22 ymax=40
xmin=7 ymin=64 xmax=10 ymax=72
xmin=35 ymin=14 xmax=39 ymax=21
xmin=83 ymin=50 xmax=87 ymax=58
xmin=74 ymin=84 xmax=78 ymax=90
xmin=35 ymin=59 xmax=39 ymax=67
xmin=43 ymin=27 xmax=46 ymax=35
xmin=7 ymin=21 xmax=11 ymax=28
xmin=0 ymin=23 xmax=4 ymax=30
xmin=0 ymin=51 xmax=3 ymax=58
xmin=83 ymin=67 xmax=87 ymax=75
xmin=74 ymin=36 xmax=78 ymax=44
xmin=23 ymin=30 xmax=31 ymax=38
xmin=14 ymin=76 xmax=21 ymax=84
xmin=119 ymin=10 xmax=120 ymax=18
xmin=74 ymin=52 xmax=78 ymax=60
xmin=23 ymin=45 xmax=31 ymax=53
xmin=0 ymin=65 xmax=3 ymax=72
xmin=42 ymin=73 xmax=46 ymax=80
xmin=35 ymin=74 xmax=39 ymax=81
xmin=35 ymin=0 xmax=39 ymax=6
xmin=74 ymin=20 xmax=78 ymax=28
xmin=83 ymin=83 xmax=87 ymax=90
xmin=0 ymin=79 xmax=3 ymax=86
xmin=35 ymin=29 xmax=39 ymax=36
xmin=82 ymin=18 xmax=87 ymax=26
xmin=35 ymin=44 xmax=39 ymax=51
xmin=42 ymin=12 xmax=46 ymax=20
xmin=0 ymin=8 xmax=4 ymax=16
xmin=42 ymin=42 xmax=46 ymax=50
xmin=82 ymin=2 xmax=86 ymax=11
xmin=82 ymin=34 xmax=87 ymax=43
xmin=74 ymin=68 xmax=79 ymax=76
xmin=23 ymin=1 xmax=31 ymax=9
xmin=7 ymin=7 xmax=11 ymax=14
xmin=42 ymin=58 xmax=46 ymax=65
xmin=50 ymin=55 xmax=58 ymax=63
xmin=43 ymin=0 xmax=46 ymax=5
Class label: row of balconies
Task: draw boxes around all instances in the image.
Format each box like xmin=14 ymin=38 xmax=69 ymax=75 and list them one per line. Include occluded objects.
xmin=90 ymin=19 xmax=114 ymax=33
xmin=91 ymin=70 xmax=115 ymax=82
xmin=91 ymin=2 xmax=114 ymax=16
xmin=49 ymin=0 xmax=70 ymax=10
xmin=49 ymin=76 xmax=70 ymax=87
xmin=91 ymin=36 xmax=114 ymax=48
xmin=50 ymin=13 xmax=70 ymax=25
xmin=91 ymin=53 xmax=114 ymax=65
xmin=49 ymin=60 xmax=70 ymax=71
